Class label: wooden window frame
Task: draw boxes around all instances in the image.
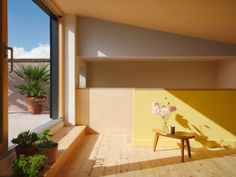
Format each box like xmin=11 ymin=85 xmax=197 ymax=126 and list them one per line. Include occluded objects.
xmin=0 ymin=0 xmax=8 ymax=151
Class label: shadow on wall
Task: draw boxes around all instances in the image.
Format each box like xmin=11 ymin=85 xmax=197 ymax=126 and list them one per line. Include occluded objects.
xmin=169 ymin=90 xmax=236 ymax=136
xmin=175 ymin=114 xmax=223 ymax=148
xmin=169 ymin=90 xmax=236 ymax=148
xmin=133 ymin=89 xmax=236 ymax=148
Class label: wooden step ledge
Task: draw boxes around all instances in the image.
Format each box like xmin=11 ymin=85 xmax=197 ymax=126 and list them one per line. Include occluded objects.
xmin=0 ymin=119 xmax=64 ymax=177
xmin=0 ymin=125 xmax=86 ymax=177
xmin=44 ymin=126 xmax=87 ymax=177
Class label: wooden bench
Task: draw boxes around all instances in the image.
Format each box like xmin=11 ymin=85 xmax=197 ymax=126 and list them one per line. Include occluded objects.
xmin=152 ymin=129 xmax=195 ymax=162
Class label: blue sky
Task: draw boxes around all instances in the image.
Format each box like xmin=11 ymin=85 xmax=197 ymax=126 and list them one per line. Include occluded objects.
xmin=8 ymin=0 xmax=50 ymax=58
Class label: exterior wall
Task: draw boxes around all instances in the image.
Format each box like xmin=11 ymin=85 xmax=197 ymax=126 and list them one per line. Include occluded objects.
xmin=76 ymin=88 xmax=133 ymax=134
xmin=87 ymin=60 xmax=217 ymax=89
xmin=217 ymin=58 xmax=236 ymax=89
xmin=77 ymin=16 xmax=236 ymax=57
xmin=8 ymin=59 xmax=50 ymax=112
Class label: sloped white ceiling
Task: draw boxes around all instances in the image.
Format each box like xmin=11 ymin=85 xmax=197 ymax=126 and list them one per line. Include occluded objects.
xmin=53 ymin=0 xmax=236 ymax=44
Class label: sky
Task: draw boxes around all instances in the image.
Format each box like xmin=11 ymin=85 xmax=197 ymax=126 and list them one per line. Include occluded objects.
xmin=8 ymin=0 xmax=50 ymax=58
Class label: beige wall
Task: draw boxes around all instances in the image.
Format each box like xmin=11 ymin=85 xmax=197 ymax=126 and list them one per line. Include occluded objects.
xmin=77 ymin=17 xmax=236 ymax=57
xmin=217 ymin=58 xmax=236 ymax=89
xmin=87 ymin=60 xmax=217 ymax=89
xmin=76 ymin=88 xmax=133 ymax=133
xmin=76 ymin=59 xmax=236 ymax=135
xmin=74 ymin=16 xmax=236 ymax=137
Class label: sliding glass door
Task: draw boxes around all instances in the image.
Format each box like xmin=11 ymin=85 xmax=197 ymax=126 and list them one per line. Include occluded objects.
xmin=0 ymin=0 xmax=59 ymax=150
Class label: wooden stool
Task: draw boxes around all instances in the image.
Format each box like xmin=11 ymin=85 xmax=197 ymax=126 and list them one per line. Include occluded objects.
xmin=152 ymin=129 xmax=195 ymax=162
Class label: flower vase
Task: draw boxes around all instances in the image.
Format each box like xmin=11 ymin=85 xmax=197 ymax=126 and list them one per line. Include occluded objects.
xmin=162 ymin=123 xmax=169 ymax=132
xmin=162 ymin=117 xmax=169 ymax=132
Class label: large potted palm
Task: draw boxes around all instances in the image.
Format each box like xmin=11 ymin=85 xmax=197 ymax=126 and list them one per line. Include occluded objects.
xmin=14 ymin=64 xmax=50 ymax=114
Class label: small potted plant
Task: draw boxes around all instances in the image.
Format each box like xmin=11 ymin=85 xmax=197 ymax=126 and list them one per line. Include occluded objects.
xmin=13 ymin=154 xmax=48 ymax=177
xmin=36 ymin=130 xmax=58 ymax=164
xmin=12 ymin=130 xmax=38 ymax=158
xmin=14 ymin=64 xmax=50 ymax=114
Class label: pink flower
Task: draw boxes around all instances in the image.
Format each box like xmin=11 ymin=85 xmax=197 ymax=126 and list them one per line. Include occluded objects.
xmin=159 ymin=107 xmax=170 ymax=116
xmin=152 ymin=98 xmax=176 ymax=117
xmin=152 ymin=100 xmax=160 ymax=115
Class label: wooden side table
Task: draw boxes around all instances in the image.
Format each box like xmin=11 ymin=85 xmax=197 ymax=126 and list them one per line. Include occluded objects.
xmin=152 ymin=129 xmax=195 ymax=162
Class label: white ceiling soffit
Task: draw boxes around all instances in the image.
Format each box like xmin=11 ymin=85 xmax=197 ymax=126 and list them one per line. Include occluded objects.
xmin=53 ymin=0 xmax=236 ymax=44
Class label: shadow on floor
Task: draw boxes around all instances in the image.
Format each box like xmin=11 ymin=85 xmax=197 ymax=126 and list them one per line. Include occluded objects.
xmin=57 ymin=134 xmax=236 ymax=177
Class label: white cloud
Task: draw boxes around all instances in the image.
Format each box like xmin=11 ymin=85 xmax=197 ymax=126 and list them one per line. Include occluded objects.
xmin=13 ymin=44 xmax=50 ymax=58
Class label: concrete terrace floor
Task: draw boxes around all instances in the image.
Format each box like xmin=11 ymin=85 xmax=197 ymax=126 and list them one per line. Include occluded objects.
xmin=8 ymin=112 xmax=51 ymax=147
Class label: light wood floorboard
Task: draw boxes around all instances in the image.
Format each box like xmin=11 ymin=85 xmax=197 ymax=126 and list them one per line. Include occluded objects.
xmin=56 ymin=134 xmax=236 ymax=177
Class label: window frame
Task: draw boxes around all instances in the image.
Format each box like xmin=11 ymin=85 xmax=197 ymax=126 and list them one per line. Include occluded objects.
xmin=0 ymin=0 xmax=9 ymax=151
xmin=33 ymin=0 xmax=59 ymax=119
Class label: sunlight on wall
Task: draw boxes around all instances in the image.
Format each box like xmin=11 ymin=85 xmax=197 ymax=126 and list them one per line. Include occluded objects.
xmin=79 ymin=75 xmax=86 ymax=88
xmin=133 ymin=89 xmax=236 ymax=148
xmin=97 ymin=50 xmax=107 ymax=57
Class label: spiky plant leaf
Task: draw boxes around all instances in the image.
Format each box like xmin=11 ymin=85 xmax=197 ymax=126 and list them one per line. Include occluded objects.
xmin=14 ymin=64 xmax=50 ymax=97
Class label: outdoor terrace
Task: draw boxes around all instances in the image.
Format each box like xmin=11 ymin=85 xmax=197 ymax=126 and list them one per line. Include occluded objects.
xmin=8 ymin=59 xmax=51 ymax=146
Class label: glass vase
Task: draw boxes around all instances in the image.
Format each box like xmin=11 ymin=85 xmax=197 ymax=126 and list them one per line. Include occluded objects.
xmin=162 ymin=117 xmax=169 ymax=132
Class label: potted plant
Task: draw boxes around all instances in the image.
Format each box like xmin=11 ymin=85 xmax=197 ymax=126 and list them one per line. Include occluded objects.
xmin=14 ymin=64 xmax=50 ymax=114
xmin=11 ymin=131 xmax=38 ymax=158
xmin=13 ymin=154 xmax=48 ymax=177
xmin=36 ymin=130 xmax=58 ymax=164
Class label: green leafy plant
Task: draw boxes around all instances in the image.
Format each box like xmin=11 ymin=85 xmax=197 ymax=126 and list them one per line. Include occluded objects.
xmin=36 ymin=130 xmax=57 ymax=148
xmin=14 ymin=64 xmax=50 ymax=97
xmin=12 ymin=131 xmax=38 ymax=148
xmin=13 ymin=154 xmax=48 ymax=177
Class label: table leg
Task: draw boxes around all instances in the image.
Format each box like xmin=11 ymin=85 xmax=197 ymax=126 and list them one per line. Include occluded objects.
xmin=153 ymin=133 xmax=159 ymax=151
xmin=186 ymin=139 xmax=191 ymax=158
xmin=181 ymin=139 xmax=185 ymax=162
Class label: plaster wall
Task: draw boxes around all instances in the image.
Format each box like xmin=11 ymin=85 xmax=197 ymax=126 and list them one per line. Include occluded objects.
xmin=86 ymin=60 xmax=217 ymax=89
xmin=76 ymin=88 xmax=133 ymax=134
xmin=217 ymin=59 xmax=236 ymax=89
xmin=77 ymin=17 xmax=236 ymax=57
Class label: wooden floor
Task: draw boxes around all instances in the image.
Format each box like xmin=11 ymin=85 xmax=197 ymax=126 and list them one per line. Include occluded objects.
xmin=57 ymin=134 xmax=236 ymax=177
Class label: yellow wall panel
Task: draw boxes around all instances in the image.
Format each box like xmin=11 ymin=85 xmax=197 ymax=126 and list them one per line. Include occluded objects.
xmin=133 ymin=89 xmax=236 ymax=148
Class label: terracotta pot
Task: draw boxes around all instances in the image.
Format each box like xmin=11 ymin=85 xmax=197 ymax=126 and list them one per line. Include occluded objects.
xmin=38 ymin=144 xmax=58 ymax=164
xmin=26 ymin=97 xmax=46 ymax=114
xmin=15 ymin=146 xmax=38 ymax=158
